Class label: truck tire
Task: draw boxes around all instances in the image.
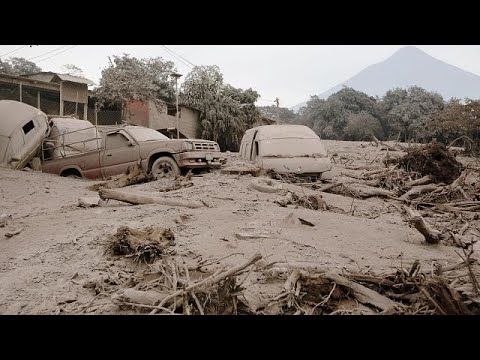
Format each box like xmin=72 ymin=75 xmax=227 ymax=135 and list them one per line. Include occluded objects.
xmin=151 ymin=156 xmax=181 ymax=180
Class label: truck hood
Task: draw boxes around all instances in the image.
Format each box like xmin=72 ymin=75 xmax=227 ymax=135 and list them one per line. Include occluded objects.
xmin=138 ymin=139 xmax=220 ymax=152
xmin=259 ymin=156 xmax=332 ymax=174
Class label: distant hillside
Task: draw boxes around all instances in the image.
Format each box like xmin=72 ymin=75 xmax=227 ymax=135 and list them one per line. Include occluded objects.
xmin=291 ymin=46 xmax=480 ymax=112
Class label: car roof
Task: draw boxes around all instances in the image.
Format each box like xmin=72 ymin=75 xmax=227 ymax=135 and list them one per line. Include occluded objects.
xmin=0 ymin=100 xmax=46 ymax=137
xmin=244 ymin=124 xmax=319 ymax=140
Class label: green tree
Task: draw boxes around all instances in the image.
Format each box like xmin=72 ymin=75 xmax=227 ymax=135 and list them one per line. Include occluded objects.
xmin=95 ymin=54 xmax=176 ymax=108
xmin=181 ymin=65 xmax=261 ymax=151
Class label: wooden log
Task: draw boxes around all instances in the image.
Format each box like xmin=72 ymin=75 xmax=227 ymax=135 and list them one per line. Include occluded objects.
xmin=249 ymin=179 xmax=283 ymax=193
xmin=93 ymin=163 xmax=152 ymax=190
xmin=99 ymin=188 xmax=205 ymax=208
xmin=317 ymin=182 xmax=343 ymax=193
xmin=323 ymin=272 xmax=398 ymax=312
xmin=405 ymin=175 xmax=433 ymax=187
xmin=399 ymin=184 xmax=439 ymax=200
xmin=345 ymin=184 xmax=396 ymax=199
xmin=402 ymin=205 xmax=443 ymax=244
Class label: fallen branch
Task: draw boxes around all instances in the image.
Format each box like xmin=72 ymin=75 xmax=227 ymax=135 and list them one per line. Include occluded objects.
xmin=402 ymin=205 xmax=443 ymax=244
xmin=150 ymin=253 xmax=263 ymax=314
xmin=323 ymin=272 xmax=398 ymax=312
xmin=399 ymin=184 xmax=440 ymax=200
xmin=91 ymin=163 xmax=152 ymax=190
xmin=99 ymin=188 xmax=205 ymax=208
xmin=249 ymin=179 xmax=283 ymax=193
xmin=405 ymin=175 xmax=433 ymax=187
xmin=317 ymin=182 xmax=343 ymax=192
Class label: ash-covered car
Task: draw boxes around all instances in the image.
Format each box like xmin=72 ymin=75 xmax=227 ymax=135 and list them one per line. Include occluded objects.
xmin=0 ymin=100 xmax=49 ymax=170
xmin=239 ymin=124 xmax=333 ymax=180
xmin=41 ymin=117 xmax=224 ymax=180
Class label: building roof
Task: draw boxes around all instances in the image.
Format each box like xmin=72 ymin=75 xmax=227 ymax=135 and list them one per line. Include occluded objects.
xmin=22 ymin=72 xmax=95 ymax=86
xmin=0 ymin=100 xmax=47 ymax=137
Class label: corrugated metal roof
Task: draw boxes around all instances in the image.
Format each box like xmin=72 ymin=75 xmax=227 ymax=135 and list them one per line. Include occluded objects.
xmin=22 ymin=72 xmax=95 ymax=85
xmin=0 ymin=100 xmax=47 ymax=137
xmin=56 ymin=73 xmax=95 ymax=85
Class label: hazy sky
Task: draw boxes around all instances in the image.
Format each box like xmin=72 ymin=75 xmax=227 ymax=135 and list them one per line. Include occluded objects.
xmin=1 ymin=45 xmax=480 ymax=108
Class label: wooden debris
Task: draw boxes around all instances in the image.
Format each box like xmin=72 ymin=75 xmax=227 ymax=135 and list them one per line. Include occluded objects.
xmin=99 ymin=188 xmax=205 ymax=208
xmin=5 ymin=228 xmax=23 ymax=238
xmin=399 ymin=184 xmax=440 ymax=201
xmin=110 ymin=226 xmax=175 ymax=262
xmin=323 ymin=272 xmax=398 ymax=312
xmin=249 ymin=178 xmax=283 ymax=193
xmin=90 ymin=163 xmax=152 ymax=190
xmin=403 ymin=205 xmax=443 ymax=244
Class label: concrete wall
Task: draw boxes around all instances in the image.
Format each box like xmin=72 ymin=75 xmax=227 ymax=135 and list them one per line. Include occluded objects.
xmin=126 ymin=100 xmax=149 ymax=127
xmin=61 ymin=82 xmax=88 ymax=104
xmin=148 ymin=100 xmax=199 ymax=139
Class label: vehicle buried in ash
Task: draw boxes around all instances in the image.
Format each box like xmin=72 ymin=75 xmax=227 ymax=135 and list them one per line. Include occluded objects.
xmin=0 ymin=100 xmax=49 ymax=170
xmin=41 ymin=117 xmax=225 ymax=180
xmin=239 ymin=124 xmax=333 ymax=181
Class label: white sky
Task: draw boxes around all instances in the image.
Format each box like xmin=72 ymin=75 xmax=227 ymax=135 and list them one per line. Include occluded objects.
xmin=1 ymin=45 xmax=479 ymax=108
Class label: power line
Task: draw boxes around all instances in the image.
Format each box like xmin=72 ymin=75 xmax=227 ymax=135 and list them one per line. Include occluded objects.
xmin=35 ymin=45 xmax=78 ymax=63
xmin=159 ymin=45 xmax=195 ymax=68
xmin=161 ymin=45 xmax=196 ymax=67
xmin=0 ymin=45 xmax=29 ymax=58
xmin=27 ymin=45 xmax=70 ymax=60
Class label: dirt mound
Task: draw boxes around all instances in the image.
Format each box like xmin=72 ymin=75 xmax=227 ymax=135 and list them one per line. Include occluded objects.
xmin=398 ymin=142 xmax=463 ymax=184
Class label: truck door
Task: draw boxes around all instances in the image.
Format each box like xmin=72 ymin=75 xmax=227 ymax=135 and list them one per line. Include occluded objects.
xmin=101 ymin=130 xmax=138 ymax=179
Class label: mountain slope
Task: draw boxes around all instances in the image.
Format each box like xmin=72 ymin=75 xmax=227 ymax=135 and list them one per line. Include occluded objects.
xmin=291 ymin=46 xmax=480 ymax=112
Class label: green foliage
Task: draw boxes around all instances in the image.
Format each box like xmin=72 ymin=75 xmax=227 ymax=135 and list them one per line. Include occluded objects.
xmin=0 ymin=57 xmax=41 ymax=75
xmin=94 ymin=54 xmax=176 ymax=107
xmin=181 ymin=65 xmax=261 ymax=151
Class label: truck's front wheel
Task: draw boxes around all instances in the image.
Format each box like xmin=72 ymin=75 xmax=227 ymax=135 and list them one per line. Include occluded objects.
xmin=151 ymin=156 xmax=181 ymax=180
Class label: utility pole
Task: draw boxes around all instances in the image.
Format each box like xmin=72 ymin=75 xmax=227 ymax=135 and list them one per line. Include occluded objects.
xmin=274 ymin=97 xmax=280 ymax=123
xmin=171 ymin=72 xmax=183 ymax=139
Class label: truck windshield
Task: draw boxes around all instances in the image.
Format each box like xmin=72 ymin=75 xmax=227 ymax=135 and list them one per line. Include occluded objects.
xmin=261 ymin=138 xmax=328 ymax=158
xmin=126 ymin=127 xmax=169 ymax=142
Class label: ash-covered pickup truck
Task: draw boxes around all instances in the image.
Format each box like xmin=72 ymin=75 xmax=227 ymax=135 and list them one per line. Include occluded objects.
xmin=41 ymin=117 xmax=224 ymax=180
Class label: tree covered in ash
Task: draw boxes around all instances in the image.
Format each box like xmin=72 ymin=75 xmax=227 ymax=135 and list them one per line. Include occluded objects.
xmin=0 ymin=57 xmax=42 ymax=75
xmin=257 ymin=105 xmax=299 ymax=124
xmin=298 ymin=87 xmax=381 ymax=140
xmin=295 ymin=86 xmax=449 ymax=143
xmin=181 ymin=65 xmax=261 ymax=151
xmin=61 ymin=64 xmax=84 ymax=77
xmin=427 ymin=99 xmax=480 ymax=152
xmin=94 ymin=54 xmax=177 ymax=108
